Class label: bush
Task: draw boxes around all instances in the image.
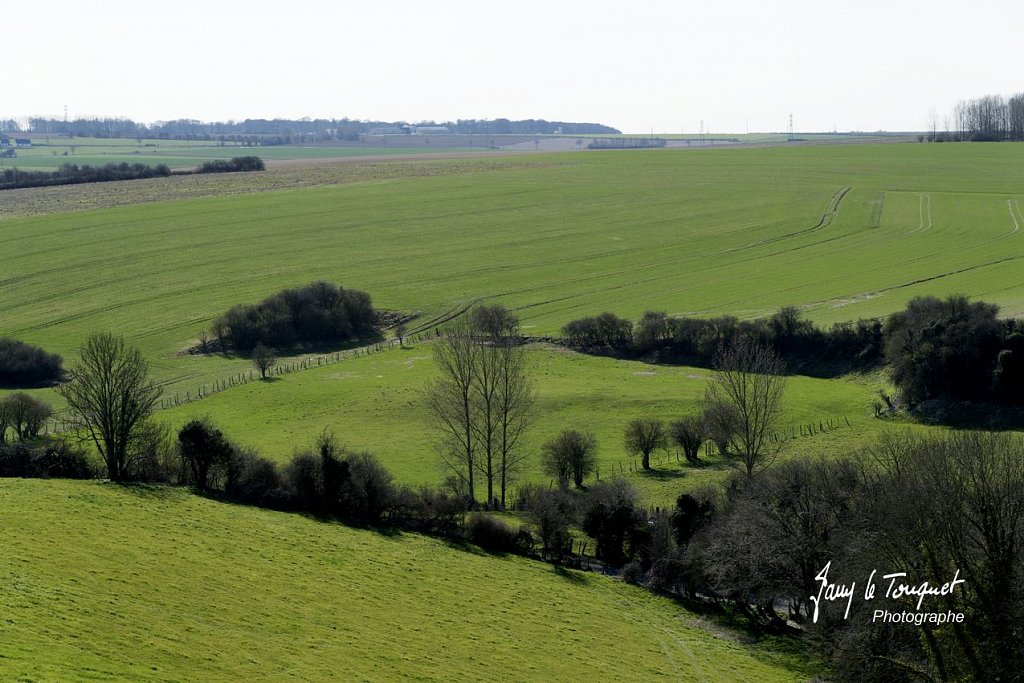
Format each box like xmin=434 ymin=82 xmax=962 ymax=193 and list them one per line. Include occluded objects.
xmin=465 ymin=513 xmax=524 ymax=553
xmin=884 ymin=294 xmax=1003 ymax=403
xmin=225 ymin=448 xmax=288 ymax=508
xmin=581 ymin=479 xmax=647 ymax=567
xmin=0 ymin=438 xmax=95 ymax=479
xmin=0 ymin=338 xmax=63 ymax=388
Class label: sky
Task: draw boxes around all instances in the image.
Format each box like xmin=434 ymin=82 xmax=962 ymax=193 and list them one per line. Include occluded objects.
xmin=5 ymin=0 xmax=1022 ymax=134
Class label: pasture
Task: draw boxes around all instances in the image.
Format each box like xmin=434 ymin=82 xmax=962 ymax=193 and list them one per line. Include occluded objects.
xmin=0 ymin=479 xmax=811 ymax=681
xmin=0 ymin=142 xmax=1018 ymax=499
xmin=3 ymin=143 xmax=1024 ymax=392
xmin=0 ymin=136 xmax=477 ymax=171
xmin=156 ymin=343 xmax=884 ymax=504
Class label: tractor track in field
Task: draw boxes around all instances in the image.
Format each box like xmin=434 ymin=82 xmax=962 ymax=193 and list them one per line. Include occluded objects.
xmin=907 ymin=193 xmax=933 ymax=235
xmin=1008 ymin=199 xmax=1022 ymax=234
xmin=404 ymin=297 xmax=488 ymax=335
xmin=721 ymin=185 xmax=851 ymax=254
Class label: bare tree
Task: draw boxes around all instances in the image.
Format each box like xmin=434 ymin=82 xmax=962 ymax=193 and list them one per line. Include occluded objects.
xmin=705 ymin=336 xmax=786 ymax=477
xmin=0 ymin=392 xmax=53 ymax=441
xmin=624 ymin=418 xmax=667 ymax=470
xmin=57 ymin=332 xmax=162 ymax=481
xmin=541 ymin=429 xmax=597 ymax=489
xmin=394 ymin=322 xmax=407 ymax=348
xmin=669 ymin=415 xmax=705 ymax=464
xmin=425 ymin=315 xmax=479 ymax=505
xmin=252 ymin=343 xmax=275 ymax=379
xmin=495 ymin=328 xmax=534 ymax=508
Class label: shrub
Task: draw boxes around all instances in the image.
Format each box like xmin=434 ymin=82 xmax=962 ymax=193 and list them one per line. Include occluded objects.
xmin=0 ymin=438 xmax=94 ymax=479
xmin=225 ymin=448 xmax=287 ymax=508
xmin=465 ymin=513 xmax=522 ymax=553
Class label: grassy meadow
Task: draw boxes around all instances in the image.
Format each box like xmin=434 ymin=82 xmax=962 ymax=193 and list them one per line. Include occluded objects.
xmin=157 ymin=343 xmax=886 ymax=505
xmin=2 ymin=141 xmax=1018 ymax=498
xmin=1 ymin=136 xmax=476 ymax=171
xmin=0 ymin=479 xmax=812 ymax=681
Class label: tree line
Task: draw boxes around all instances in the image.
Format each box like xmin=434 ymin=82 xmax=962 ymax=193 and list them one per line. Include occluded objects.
xmin=10 ymin=116 xmax=620 ymax=141
xmin=563 ymin=306 xmax=882 ymax=377
xmin=929 ymin=91 xmax=1024 ymax=142
xmin=0 ymin=156 xmax=264 ymax=191
xmin=563 ymin=295 xmax=1024 ymax=417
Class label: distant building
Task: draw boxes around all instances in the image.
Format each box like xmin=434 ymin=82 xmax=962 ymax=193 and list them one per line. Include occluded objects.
xmin=367 ymin=126 xmax=407 ymax=136
xmin=410 ymin=126 xmax=450 ymax=135
xmin=14 ymin=138 xmax=31 ymax=147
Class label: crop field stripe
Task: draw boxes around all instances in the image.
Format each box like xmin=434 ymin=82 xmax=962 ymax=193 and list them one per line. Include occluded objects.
xmin=1009 ymin=198 xmax=1022 ymax=234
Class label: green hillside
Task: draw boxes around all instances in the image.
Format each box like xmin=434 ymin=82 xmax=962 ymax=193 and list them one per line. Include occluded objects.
xmin=0 ymin=479 xmax=810 ymax=681
xmin=3 ymin=143 xmax=1024 ymax=406
xmin=157 ymin=343 xmax=883 ymax=504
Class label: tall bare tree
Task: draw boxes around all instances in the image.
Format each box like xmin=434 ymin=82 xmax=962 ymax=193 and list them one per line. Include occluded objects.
xmin=57 ymin=332 xmax=162 ymax=481
xmin=426 ymin=305 xmax=534 ymax=509
xmin=494 ymin=327 xmax=534 ymax=508
xmin=705 ymin=335 xmax=786 ymax=477
xmin=425 ymin=315 xmax=479 ymax=505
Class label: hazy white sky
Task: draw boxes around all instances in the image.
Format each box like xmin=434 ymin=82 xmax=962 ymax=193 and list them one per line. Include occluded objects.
xmin=6 ymin=0 xmax=1021 ymax=133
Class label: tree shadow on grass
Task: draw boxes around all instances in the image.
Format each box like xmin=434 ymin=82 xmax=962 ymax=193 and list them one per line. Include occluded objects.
xmin=113 ymin=482 xmax=182 ymax=500
xmin=552 ymin=564 xmax=589 ymax=585
xmin=257 ymin=376 xmax=283 ymax=383
xmin=635 ymin=467 xmax=688 ymax=481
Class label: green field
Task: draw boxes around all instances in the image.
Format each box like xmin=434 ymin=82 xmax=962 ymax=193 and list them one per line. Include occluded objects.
xmin=4 ymin=143 xmax=1024 ymax=397
xmin=0 ymin=479 xmax=810 ymax=681
xmin=156 ymin=343 xmax=884 ymax=504
xmin=5 ymin=138 xmax=1015 ymax=681
xmin=0 ymin=137 xmax=478 ymax=171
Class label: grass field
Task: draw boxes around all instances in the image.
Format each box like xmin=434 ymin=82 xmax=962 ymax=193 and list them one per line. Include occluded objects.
xmin=156 ymin=343 xmax=885 ymax=505
xmin=4 ymin=143 xmax=1024 ymax=390
xmin=0 ymin=142 xmax=1016 ymax=500
xmin=0 ymin=137 xmax=479 ymax=171
xmin=0 ymin=479 xmax=812 ymax=681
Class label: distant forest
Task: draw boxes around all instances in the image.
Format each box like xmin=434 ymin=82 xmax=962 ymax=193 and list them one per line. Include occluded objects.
xmin=931 ymin=91 xmax=1024 ymax=141
xmin=0 ymin=117 xmax=620 ymax=143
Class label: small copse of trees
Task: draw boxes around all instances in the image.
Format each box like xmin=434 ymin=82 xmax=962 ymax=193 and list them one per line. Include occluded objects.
xmin=0 ymin=393 xmax=54 ymax=443
xmin=211 ymin=281 xmax=376 ymax=354
xmin=0 ymin=338 xmax=63 ymax=387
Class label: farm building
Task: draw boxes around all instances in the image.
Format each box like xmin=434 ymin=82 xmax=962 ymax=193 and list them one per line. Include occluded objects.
xmin=15 ymin=138 xmax=31 ymax=147
xmin=410 ymin=126 xmax=450 ymax=135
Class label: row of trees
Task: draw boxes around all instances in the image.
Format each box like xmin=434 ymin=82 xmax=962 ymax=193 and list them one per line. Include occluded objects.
xmin=209 ymin=281 xmax=376 ymax=354
xmin=425 ymin=305 xmax=534 ymax=509
xmin=0 ymin=338 xmax=63 ymax=388
xmin=931 ymin=92 xmax=1024 ymax=142
xmin=11 ymin=116 xmax=620 ymax=140
xmin=563 ymin=307 xmax=882 ymax=377
xmin=195 ymin=156 xmax=265 ymax=174
xmin=0 ymin=162 xmax=172 ymax=191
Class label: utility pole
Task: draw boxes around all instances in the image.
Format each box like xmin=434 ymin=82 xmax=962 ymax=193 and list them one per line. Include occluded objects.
xmin=787 ymin=113 xmax=794 ymax=140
